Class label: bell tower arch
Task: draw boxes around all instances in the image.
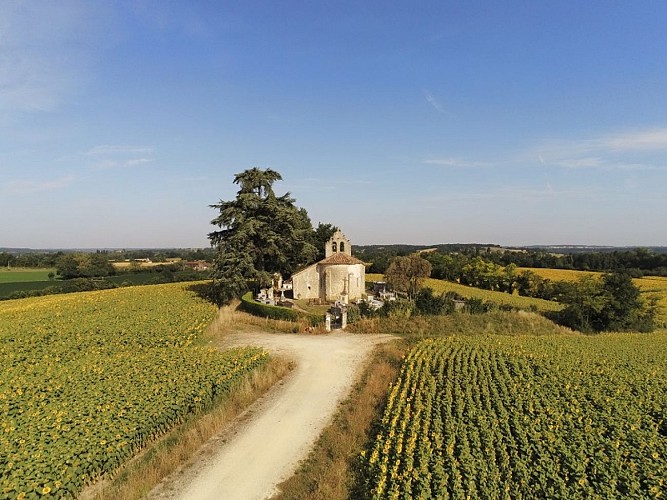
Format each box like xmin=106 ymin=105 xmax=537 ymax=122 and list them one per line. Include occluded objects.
xmin=325 ymin=230 xmax=352 ymax=257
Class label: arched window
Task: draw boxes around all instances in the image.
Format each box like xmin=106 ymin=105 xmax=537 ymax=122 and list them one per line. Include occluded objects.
xmin=332 ymin=242 xmax=337 ymax=253
xmin=339 ymin=242 xmax=345 ymax=253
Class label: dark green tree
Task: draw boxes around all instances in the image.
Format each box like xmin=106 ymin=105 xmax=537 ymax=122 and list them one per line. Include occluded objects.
xmin=596 ymin=272 xmax=656 ymax=332
xmin=311 ymin=223 xmax=338 ymax=261
xmin=414 ymin=287 xmax=455 ymax=315
xmin=208 ymin=168 xmax=318 ymax=304
xmin=0 ymin=252 xmax=10 ymax=267
xmin=55 ymin=253 xmax=115 ymax=279
xmin=556 ymin=272 xmax=656 ymax=333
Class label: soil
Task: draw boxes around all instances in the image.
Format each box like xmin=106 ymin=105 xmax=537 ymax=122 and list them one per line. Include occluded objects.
xmin=147 ymin=330 xmax=395 ymax=500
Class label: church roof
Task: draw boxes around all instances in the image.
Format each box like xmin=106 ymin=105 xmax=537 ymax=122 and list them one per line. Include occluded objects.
xmin=319 ymin=252 xmax=364 ymax=265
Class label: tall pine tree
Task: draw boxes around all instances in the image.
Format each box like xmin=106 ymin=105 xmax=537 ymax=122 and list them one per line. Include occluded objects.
xmin=208 ymin=168 xmax=318 ymax=303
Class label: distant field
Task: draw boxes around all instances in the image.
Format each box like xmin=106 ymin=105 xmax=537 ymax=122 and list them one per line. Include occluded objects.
xmin=516 ymin=267 xmax=597 ymax=282
xmin=367 ymin=274 xmax=562 ymax=313
xmin=0 ymin=271 xmax=208 ymax=299
xmin=0 ymin=267 xmax=55 ymax=283
xmin=111 ymin=259 xmax=182 ymax=269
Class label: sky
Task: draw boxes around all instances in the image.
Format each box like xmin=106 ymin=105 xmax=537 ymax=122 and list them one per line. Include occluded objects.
xmin=2 ymin=1 xmax=667 ymax=249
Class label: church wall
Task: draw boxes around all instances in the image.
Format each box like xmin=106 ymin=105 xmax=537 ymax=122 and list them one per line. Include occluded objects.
xmin=322 ymin=263 xmax=366 ymax=302
xmin=290 ymin=229 xmax=366 ymax=304
xmin=348 ymin=263 xmax=366 ymax=300
xmin=291 ymin=264 xmax=321 ymax=300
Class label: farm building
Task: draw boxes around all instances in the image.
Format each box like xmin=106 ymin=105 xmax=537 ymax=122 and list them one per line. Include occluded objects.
xmin=184 ymin=260 xmax=210 ymax=271
xmin=290 ymin=230 xmax=365 ymax=304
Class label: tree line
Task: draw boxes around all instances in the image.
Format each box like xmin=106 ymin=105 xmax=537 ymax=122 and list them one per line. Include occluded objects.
xmin=355 ymin=245 xmax=667 ymax=277
xmin=0 ymin=248 xmax=215 ymax=270
xmin=377 ymin=252 xmax=658 ymax=333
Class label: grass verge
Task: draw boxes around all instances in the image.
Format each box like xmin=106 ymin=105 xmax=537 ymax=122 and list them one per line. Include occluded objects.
xmin=80 ymin=356 xmax=293 ymax=500
xmin=204 ymin=300 xmax=328 ymax=336
xmin=348 ymin=310 xmax=573 ymax=337
xmin=271 ymin=340 xmax=408 ymax=500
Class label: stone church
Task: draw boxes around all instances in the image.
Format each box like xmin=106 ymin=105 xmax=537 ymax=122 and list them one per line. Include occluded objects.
xmin=290 ymin=230 xmax=365 ymax=304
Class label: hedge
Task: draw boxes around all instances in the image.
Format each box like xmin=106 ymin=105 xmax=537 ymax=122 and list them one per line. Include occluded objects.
xmin=240 ymin=292 xmax=324 ymax=325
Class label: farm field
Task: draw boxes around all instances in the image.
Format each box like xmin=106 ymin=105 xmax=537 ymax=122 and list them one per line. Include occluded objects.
xmin=0 ymin=282 xmax=268 ymax=499
xmin=0 ymin=281 xmax=57 ymax=300
xmin=367 ymin=274 xmax=562 ymax=313
xmin=516 ymin=267 xmax=598 ymax=282
xmin=0 ymin=268 xmax=55 ymax=283
xmin=0 ymin=272 xmax=209 ymax=300
xmin=111 ymin=259 xmax=182 ymax=270
xmin=634 ymin=276 xmax=667 ymax=324
xmin=365 ymin=334 xmax=667 ymax=499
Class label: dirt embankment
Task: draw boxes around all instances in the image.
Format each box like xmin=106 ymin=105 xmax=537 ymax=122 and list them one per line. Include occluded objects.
xmin=148 ymin=330 xmax=394 ymax=500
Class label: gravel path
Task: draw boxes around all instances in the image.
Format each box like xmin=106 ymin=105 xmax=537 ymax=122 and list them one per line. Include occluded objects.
xmin=147 ymin=330 xmax=394 ymax=500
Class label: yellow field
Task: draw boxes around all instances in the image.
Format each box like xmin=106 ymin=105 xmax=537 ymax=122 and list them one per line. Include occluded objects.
xmin=517 ymin=267 xmax=598 ymax=282
xmin=0 ymin=283 xmax=268 ymax=498
xmin=365 ymin=333 xmax=667 ymax=498
xmin=367 ymin=274 xmax=562 ymax=313
xmin=634 ymin=276 xmax=667 ymax=325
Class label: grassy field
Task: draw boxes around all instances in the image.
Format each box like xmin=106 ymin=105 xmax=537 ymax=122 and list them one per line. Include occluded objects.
xmin=364 ymin=332 xmax=667 ymax=498
xmin=0 ymin=283 xmax=269 ymax=498
xmin=0 ymin=280 xmax=57 ymax=299
xmin=0 ymin=268 xmax=55 ymax=283
xmin=367 ymin=274 xmax=562 ymax=313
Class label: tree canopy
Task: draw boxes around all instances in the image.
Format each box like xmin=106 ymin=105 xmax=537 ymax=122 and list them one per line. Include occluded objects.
xmin=556 ymin=272 xmax=657 ymax=333
xmin=385 ymin=254 xmax=432 ymax=299
xmin=56 ymin=252 xmax=115 ymax=279
xmin=208 ymin=167 xmax=319 ymax=303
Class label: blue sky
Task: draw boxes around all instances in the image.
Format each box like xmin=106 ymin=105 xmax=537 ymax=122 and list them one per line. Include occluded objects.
xmin=2 ymin=1 xmax=667 ymax=248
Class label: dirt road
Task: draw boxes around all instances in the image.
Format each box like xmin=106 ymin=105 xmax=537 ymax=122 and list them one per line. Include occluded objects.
xmin=148 ymin=330 xmax=394 ymax=500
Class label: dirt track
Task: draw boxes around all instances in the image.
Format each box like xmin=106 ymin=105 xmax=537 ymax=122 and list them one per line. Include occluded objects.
xmin=147 ymin=330 xmax=394 ymax=500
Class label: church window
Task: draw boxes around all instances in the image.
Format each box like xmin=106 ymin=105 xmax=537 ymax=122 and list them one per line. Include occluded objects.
xmin=339 ymin=242 xmax=345 ymax=253
xmin=332 ymin=242 xmax=337 ymax=253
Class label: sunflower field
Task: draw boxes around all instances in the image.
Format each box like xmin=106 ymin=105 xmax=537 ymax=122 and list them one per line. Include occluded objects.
xmin=0 ymin=283 xmax=268 ymax=499
xmin=364 ymin=333 xmax=667 ymax=499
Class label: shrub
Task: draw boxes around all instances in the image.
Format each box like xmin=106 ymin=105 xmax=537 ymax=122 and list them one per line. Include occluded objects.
xmin=240 ymin=292 xmax=300 ymax=321
xmin=415 ymin=287 xmax=454 ymax=315
xmin=346 ymin=303 xmax=361 ymax=323
xmin=381 ymin=298 xmax=414 ymax=318
xmin=464 ymin=297 xmax=487 ymax=314
xmin=240 ymin=292 xmax=326 ymax=326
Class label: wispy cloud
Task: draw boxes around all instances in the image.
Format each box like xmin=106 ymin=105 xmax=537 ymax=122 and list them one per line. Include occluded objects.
xmin=85 ymin=145 xmax=153 ymax=156
xmin=84 ymin=144 xmax=155 ymax=169
xmin=423 ymin=185 xmax=594 ymax=204
xmin=423 ymin=158 xmax=492 ymax=168
xmin=4 ymin=175 xmax=75 ymax=194
xmin=422 ymin=89 xmax=445 ymax=113
xmin=531 ymin=127 xmax=667 ymax=171
xmin=600 ymin=128 xmax=667 ymax=151
xmin=285 ymin=177 xmax=372 ymax=192
xmin=0 ymin=1 xmax=104 ymax=115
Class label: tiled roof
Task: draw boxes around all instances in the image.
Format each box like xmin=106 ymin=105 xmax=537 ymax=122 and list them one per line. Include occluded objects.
xmin=319 ymin=253 xmax=364 ymax=265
